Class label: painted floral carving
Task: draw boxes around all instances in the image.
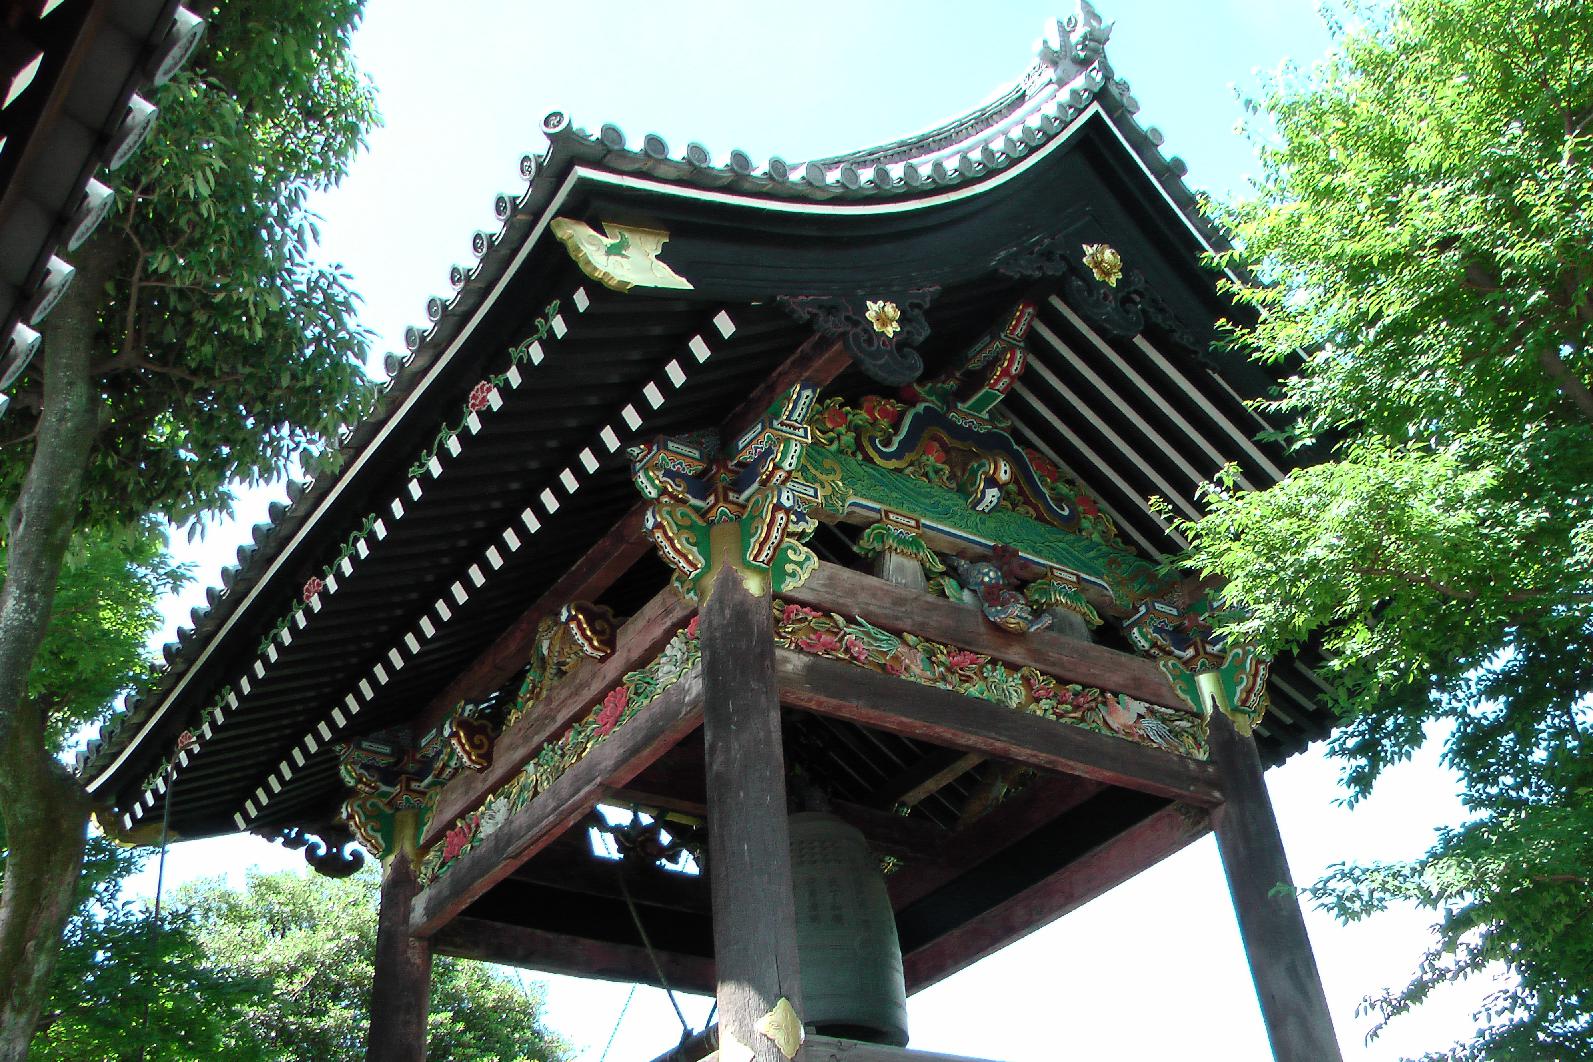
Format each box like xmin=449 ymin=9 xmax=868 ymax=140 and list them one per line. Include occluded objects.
xmin=301 ymin=576 xmax=324 ymax=603
xmin=772 ymin=601 xmax=1206 ymax=759
xmin=466 ymin=380 xmax=496 ymax=411
xmin=418 ymin=620 xmax=702 ymax=887
xmin=1082 ymin=243 xmax=1123 ymax=286
xmin=865 ymin=299 xmax=902 ymax=337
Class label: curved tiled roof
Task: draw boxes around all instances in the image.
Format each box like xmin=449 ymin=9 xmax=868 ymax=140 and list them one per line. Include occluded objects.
xmin=80 ymin=2 xmax=1285 ymax=819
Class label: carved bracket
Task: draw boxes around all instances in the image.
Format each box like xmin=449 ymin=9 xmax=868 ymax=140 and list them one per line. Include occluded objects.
xmin=255 ymin=823 xmax=366 ymax=878
xmin=779 ymin=289 xmax=939 ymax=386
xmin=337 ymin=722 xmax=477 ymax=861
xmin=993 ymin=236 xmax=1206 ymax=353
xmin=507 ymin=601 xmax=617 ymax=729
xmin=1122 ymin=596 xmax=1269 ymax=733
xmin=631 ymin=384 xmax=822 ymax=601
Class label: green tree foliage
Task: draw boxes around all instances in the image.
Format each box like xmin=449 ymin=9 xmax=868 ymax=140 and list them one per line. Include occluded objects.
xmin=25 ymin=837 xmax=257 ymax=1061
xmin=0 ymin=0 xmax=379 ymax=1053
xmin=0 ymin=0 xmax=379 ymax=521
xmin=1178 ymin=1 xmax=1593 ymax=1056
xmin=24 ymin=850 xmax=566 ymax=1061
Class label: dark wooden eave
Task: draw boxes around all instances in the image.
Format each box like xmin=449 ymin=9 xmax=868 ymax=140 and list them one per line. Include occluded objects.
xmin=79 ymin=20 xmax=1332 ymax=847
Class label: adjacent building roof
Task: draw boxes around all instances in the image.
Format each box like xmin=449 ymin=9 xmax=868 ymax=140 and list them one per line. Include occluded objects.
xmin=0 ymin=0 xmax=205 ymax=396
xmin=81 ymin=5 xmax=1333 ymax=843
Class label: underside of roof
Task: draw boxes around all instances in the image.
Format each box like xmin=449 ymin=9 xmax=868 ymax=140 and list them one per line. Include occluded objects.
xmin=0 ymin=0 xmax=202 ymax=393
xmin=81 ymin=7 xmax=1332 ymax=846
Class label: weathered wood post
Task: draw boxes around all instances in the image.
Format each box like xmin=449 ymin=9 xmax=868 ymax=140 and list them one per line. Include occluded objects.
xmin=700 ymin=562 xmax=805 ymax=1062
xmin=367 ymin=811 xmax=431 ymax=1061
xmin=1207 ymin=708 xmax=1342 ymax=1062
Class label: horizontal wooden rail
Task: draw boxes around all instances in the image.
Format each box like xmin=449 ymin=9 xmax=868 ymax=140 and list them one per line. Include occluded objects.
xmin=412 ymin=667 xmax=703 ymax=937
xmin=433 ymin=917 xmax=716 ymax=995
xmin=903 ymin=802 xmax=1210 ymax=991
xmin=423 ymin=585 xmax=693 ymax=846
xmin=776 ymin=650 xmax=1223 ymax=807
xmin=783 ymin=562 xmax=1180 ymax=708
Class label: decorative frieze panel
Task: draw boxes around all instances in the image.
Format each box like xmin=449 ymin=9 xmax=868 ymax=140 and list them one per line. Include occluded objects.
xmin=774 ymin=601 xmax=1207 ymax=759
xmin=418 ymin=618 xmax=703 ymax=887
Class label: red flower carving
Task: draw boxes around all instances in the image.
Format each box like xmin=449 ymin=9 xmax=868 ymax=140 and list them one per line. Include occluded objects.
xmin=861 ymin=395 xmax=901 ymax=425
xmin=822 ymin=407 xmax=849 ymax=429
xmin=781 ymin=603 xmax=823 ymax=624
xmin=301 ymin=576 xmax=324 ymax=603
xmin=596 ymin=686 xmax=629 ymax=736
xmin=945 ymin=648 xmax=983 ymax=671
xmin=1074 ymin=495 xmax=1100 ymax=518
xmin=467 ymin=380 xmax=496 ymax=411
xmin=798 ymin=631 xmax=842 ymax=656
xmin=1028 ymin=675 xmax=1058 ymax=701
xmin=686 ymin=614 xmax=700 ymax=638
xmin=843 ymin=636 xmax=870 ymax=663
xmin=1025 ymin=449 xmax=1060 ymax=482
xmin=442 ymin=824 xmax=471 ymax=862
xmin=921 ymin=439 xmax=949 ymax=464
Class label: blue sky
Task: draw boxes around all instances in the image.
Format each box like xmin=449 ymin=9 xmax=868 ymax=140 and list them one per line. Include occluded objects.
xmin=134 ymin=2 xmax=1493 ymax=1058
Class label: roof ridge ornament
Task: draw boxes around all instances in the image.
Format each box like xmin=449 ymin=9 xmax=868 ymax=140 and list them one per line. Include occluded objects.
xmin=549 ymin=218 xmax=694 ymax=293
xmin=1037 ymin=2 xmax=1114 ymax=87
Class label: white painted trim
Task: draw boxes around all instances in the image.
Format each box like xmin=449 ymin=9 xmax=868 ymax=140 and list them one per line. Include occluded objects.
xmin=1018 ymin=358 xmax=1201 ymax=522
xmin=86 ymin=173 xmax=587 ymax=795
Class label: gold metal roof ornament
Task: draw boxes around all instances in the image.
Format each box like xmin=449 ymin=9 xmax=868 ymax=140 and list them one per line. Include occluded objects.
xmin=549 ymin=218 xmax=694 ymax=293
xmin=1081 ymin=242 xmax=1123 ymax=286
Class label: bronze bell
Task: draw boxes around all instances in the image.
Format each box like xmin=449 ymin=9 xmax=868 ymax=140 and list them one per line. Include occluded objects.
xmin=788 ymin=812 xmax=909 ymax=1046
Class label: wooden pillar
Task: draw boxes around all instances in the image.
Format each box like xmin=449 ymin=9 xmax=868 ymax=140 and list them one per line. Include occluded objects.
xmin=700 ymin=564 xmax=804 ymax=1062
xmin=1208 ymin=709 xmax=1342 ymax=1062
xmin=367 ymin=845 xmax=431 ymax=1062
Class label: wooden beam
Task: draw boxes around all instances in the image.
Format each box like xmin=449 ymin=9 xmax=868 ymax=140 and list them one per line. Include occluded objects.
xmin=777 ymin=651 xmax=1223 ymax=807
xmin=508 ymin=843 xmax=711 ymax=915
xmin=700 ymin=566 xmax=804 ymax=1062
xmin=723 ymin=336 xmax=850 ymax=442
xmin=783 ymin=562 xmax=1180 ymax=708
xmin=423 ymin=586 xmax=693 ymax=846
xmin=1208 ymin=710 xmax=1344 ymax=1061
xmin=865 ymin=748 xmax=984 ymax=810
xmin=801 ymin=1035 xmax=995 ymax=1062
xmin=886 ymin=774 xmax=1105 ymax=909
xmin=366 ymin=852 xmax=431 ymax=1061
xmin=416 ymin=502 xmax=654 ymax=733
xmin=902 ymin=801 xmax=1210 ymax=991
xmin=433 ymin=916 xmax=716 ymax=996
xmin=411 ymin=667 xmax=703 ymax=937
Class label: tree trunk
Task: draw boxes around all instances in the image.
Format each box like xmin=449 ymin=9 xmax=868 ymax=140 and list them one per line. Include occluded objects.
xmin=0 ymin=696 xmax=91 ymax=1061
xmin=0 ymin=238 xmax=111 ymax=1056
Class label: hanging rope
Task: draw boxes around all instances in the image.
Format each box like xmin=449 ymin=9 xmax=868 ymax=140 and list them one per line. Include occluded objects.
xmin=596 ymin=983 xmax=638 ymax=1062
xmin=136 ymin=730 xmax=194 ymax=1060
xmin=614 ymin=860 xmax=692 ymax=1039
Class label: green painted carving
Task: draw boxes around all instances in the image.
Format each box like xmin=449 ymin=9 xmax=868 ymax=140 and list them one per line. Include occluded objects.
xmin=631 ymin=384 xmax=823 ymax=601
xmin=1123 ymin=595 xmax=1270 ymax=734
xmin=419 ymin=618 xmax=703 ymax=887
xmin=855 ymin=521 xmax=946 ymax=574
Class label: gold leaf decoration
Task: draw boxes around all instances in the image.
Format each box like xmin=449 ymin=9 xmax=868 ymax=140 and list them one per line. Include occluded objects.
xmin=864 ymin=299 xmax=902 ymax=337
xmin=756 ymin=997 xmax=803 ymax=1060
xmin=1081 ymin=242 xmax=1123 ymax=286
